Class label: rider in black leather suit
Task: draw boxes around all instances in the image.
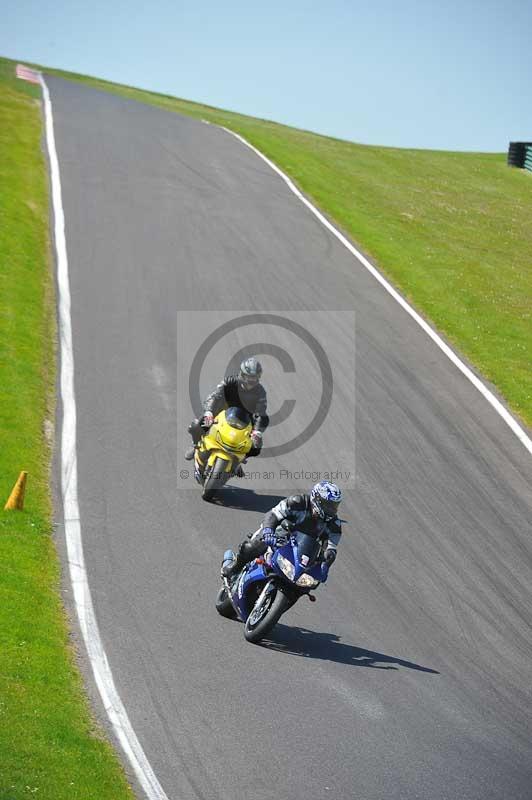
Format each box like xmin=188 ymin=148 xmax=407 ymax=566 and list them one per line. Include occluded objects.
xmin=185 ymin=357 xmax=269 ymax=461
xmin=222 ymin=482 xmax=343 ymax=580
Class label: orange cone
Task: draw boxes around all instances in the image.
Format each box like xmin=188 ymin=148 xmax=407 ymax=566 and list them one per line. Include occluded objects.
xmin=4 ymin=471 xmax=28 ymax=511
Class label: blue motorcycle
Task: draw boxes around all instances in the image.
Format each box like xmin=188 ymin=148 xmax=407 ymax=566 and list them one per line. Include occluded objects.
xmin=216 ymin=528 xmax=325 ymax=643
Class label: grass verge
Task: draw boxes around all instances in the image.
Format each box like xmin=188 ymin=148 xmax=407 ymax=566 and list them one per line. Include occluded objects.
xmin=23 ymin=56 xmax=531 ymax=428
xmin=0 ymin=57 xmax=135 ymax=800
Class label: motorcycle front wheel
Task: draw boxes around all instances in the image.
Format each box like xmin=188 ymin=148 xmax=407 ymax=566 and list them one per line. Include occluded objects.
xmin=244 ymin=584 xmax=291 ymax=644
xmin=202 ymin=457 xmax=230 ymax=501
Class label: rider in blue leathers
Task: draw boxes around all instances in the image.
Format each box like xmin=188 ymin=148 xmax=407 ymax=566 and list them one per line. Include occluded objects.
xmin=222 ymin=481 xmax=343 ymax=581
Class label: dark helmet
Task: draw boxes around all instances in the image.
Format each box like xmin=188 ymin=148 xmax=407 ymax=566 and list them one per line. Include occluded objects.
xmin=239 ymin=357 xmax=262 ymax=390
xmin=310 ymin=481 xmax=342 ymax=522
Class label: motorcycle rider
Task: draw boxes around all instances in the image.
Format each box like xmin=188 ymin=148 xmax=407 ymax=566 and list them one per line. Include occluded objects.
xmin=185 ymin=357 xmax=269 ymax=461
xmin=221 ymin=481 xmax=343 ymax=581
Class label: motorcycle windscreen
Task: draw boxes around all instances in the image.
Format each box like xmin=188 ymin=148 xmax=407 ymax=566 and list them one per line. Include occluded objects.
xmin=293 ymin=531 xmax=322 ymax=565
xmin=225 ymin=407 xmax=252 ymax=430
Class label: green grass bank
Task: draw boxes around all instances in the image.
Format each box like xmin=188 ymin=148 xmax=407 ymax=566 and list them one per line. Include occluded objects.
xmin=0 ymin=56 xmax=134 ymax=800
xmin=29 ymin=57 xmax=532 ymax=428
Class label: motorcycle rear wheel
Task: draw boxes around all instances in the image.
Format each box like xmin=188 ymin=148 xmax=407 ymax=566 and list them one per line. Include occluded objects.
xmin=244 ymin=585 xmax=290 ymax=644
xmin=215 ymin=585 xmax=237 ymax=619
xmin=202 ymin=457 xmax=230 ymax=501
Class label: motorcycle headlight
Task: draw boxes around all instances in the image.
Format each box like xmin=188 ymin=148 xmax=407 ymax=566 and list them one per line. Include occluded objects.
xmin=276 ymin=554 xmax=295 ymax=581
xmin=296 ymin=573 xmax=320 ymax=589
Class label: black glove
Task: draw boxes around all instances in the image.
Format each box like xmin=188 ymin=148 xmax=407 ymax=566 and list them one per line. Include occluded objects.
xmin=323 ymin=548 xmax=336 ymax=566
xmin=280 ymin=519 xmax=295 ymax=532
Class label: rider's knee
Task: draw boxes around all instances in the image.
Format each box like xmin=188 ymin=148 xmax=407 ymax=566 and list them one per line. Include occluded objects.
xmin=189 ymin=419 xmax=203 ymax=443
xmin=241 ymin=538 xmax=267 ymax=559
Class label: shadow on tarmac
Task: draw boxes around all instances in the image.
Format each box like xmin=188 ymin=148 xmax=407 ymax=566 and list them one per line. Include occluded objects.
xmin=262 ymin=624 xmax=440 ymax=674
xmin=210 ymin=486 xmax=285 ymax=512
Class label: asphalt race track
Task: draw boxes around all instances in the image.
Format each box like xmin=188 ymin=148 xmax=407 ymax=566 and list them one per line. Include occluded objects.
xmin=47 ymin=76 xmax=532 ymax=800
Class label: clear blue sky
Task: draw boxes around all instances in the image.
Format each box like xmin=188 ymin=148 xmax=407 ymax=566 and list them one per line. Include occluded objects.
xmin=3 ymin=0 xmax=531 ymax=151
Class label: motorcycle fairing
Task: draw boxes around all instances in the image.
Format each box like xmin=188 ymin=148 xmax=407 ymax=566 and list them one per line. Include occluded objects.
xmin=195 ymin=408 xmax=252 ymax=475
xmin=230 ymin=559 xmax=269 ymax=621
xmin=271 ymin=536 xmax=323 ymax=584
xmin=229 ymin=534 xmax=322 ymax=621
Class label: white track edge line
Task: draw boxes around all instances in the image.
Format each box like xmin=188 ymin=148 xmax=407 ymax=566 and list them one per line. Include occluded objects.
xmin=220 ymin=125 xmax=532 ymax=457
xmin=40 ymin=74 xmax=170 ymax=800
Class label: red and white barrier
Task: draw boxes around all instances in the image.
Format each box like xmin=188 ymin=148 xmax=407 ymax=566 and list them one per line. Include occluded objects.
xmin=16 ymin=64 xmax=41 ymax=84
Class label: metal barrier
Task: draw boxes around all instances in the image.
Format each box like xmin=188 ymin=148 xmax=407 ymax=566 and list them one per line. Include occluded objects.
xmin=507 ymin=141 xmax=532 ymax=171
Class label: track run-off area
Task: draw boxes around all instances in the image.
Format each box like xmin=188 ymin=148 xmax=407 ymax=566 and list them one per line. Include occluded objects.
xmin=45 ymin=75 xmax=532 ymax=800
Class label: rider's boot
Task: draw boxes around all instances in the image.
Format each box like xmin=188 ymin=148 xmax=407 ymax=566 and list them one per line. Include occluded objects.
xmin=221 ymin=539 xmax=267 ymax=578
xmin=185 ymin=419 xmax=203 ymax=460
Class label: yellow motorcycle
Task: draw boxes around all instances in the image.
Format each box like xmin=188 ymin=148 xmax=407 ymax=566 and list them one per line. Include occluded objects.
xmin=194 ymin=407 xmax=253 ymax=501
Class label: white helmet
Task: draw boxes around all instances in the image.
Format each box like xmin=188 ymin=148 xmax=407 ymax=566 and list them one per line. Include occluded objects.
xmin=310 ymin=481 xmax=342 ymax=522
